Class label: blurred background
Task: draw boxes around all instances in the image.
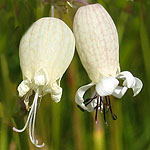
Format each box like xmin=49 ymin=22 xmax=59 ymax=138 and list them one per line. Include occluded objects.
xmin=0 ymin=0 xmax=150 ymax=149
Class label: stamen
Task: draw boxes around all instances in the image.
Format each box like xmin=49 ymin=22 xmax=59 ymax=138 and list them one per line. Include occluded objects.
xmin=95 ymin=96 xmax=99 ymax=124
xmin=101 ymin=97 xmax=108 ymax=126
xmin=13 ymin=89 xmax=45 ymax=148
xmin=100 ymin=97 xmax=102 ymax=112
xmin=38 ymin=95 xmax=42 ymax=109
xmin=84 ymin=96 xmax=97 ymax=106
xmin=13 ymin=100 xmax=35 ymax=133
xmin=108 ymin=96 xmax=117 ymax=120
xmin=105 ymin=96 xmax=110 ymax=113
xmin=105 ymin=96 xmax=110 ymax=108
xmin=77 ymin=94 xmax=117 ymax=125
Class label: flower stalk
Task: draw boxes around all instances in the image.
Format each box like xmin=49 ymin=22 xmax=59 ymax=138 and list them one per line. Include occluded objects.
xmin=51 ymin=0 xmax=55 ymax=17
xmin=71 ymin=0 xmax=88 ymax=5
xmin=13 ymin=89 xmax=45 ymax=147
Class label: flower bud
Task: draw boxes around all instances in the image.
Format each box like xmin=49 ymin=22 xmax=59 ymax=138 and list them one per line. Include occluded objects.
xmin=73 ymin=3 xmax=120 ymax=83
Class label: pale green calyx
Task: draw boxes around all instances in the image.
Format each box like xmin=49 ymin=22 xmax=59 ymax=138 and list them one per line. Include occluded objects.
xmin=13 ymin=17 xmax=75 ymax=147
xmin=17 ymin=79 xmax=31 ymax=97
xmin=34 ymin=68 xmax=47 ymax=86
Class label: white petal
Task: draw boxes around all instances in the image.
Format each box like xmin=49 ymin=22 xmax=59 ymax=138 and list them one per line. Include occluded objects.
xmin=112 ymin=86 xmax=128 ymax=98
xmin=73 ymin=4 xmax=120 ymax=83
xmin=34 ymin=68 xmax=47 ymax=86
xmin=49 ymin=79 xmax=62 ymax=103
xmin=117 ymin=71 xmax=135 ymax=88
xmin=133 ymin=77 xmax=143 ymax=96
xmin=117 ymin=71 xmax=143 ymax=97
xmin=19 ymin=17 xmax=75 ymax=89
xmin=17 ymin=79 xmax=31 ymax=97
xmin=75 ymin=82 xmax=95 ymax=111
xmin=86 ymin=97 xmax=99 ymax=112
xmin=95 ymin=77 xmax=119 ymax=97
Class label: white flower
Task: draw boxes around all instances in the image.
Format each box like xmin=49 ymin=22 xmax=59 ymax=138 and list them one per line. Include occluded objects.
xmin=13 ymin=17 xmax=75 ymax=147
xmin=73 ymin=4 xmax=143 ymax=124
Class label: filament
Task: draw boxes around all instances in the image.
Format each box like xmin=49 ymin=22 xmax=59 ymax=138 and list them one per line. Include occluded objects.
xmin=13 ymin=89 xmax=45 ymax=148
xmin=80 ymin=94 xmax=117 ymax=125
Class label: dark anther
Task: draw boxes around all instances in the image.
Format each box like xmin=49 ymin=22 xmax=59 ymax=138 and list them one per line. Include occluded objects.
xmin=108 ymin=96 xmax=117 ymax=120
xmin=78 ymin=94 xmax=117 ymax=125
xmin=112 ymin=114 xmax=117 ymax=120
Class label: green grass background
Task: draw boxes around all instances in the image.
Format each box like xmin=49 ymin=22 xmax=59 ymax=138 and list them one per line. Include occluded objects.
xmin=0 ymin=0 xmax=150 ymax=149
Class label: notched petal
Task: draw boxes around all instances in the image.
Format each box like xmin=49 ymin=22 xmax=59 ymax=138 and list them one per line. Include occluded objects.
xmin=112 ymin=86 xmax=128 ymax=98
xmin=117 ymin=71 xmax=135 ymax=88
xmin=75 ymin=82 xmax=95 ymax=111
xmin=96 ymin=77 xmax=119 ymax=97
xmin=117 ymin=71 xmax=143 ymax=97
xmin=17 ymin=79 xmax=31 ymax=97
xmin=50 ymin=79 xmax=62 ymax=103
xmin=133 ymin=77 xmax=143 ymax=96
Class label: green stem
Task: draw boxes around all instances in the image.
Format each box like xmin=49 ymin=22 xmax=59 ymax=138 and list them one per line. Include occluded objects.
xmin=72 ymin=0 xmax=88 ymax=5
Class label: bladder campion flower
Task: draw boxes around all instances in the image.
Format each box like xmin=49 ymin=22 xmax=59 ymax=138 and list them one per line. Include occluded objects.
xmin=13 ymin=17 xmax=75 ymax=147
xmin=73 ymin=4 xmax=143 ymax=124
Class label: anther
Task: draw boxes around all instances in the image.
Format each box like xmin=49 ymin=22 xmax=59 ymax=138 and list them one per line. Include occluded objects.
xmin=101 ymin=97 xmax=108 ymax=126
xmin=95 ymin=96 xmax=99 ymax=124
xmin=108 ymin=96 xmax=117 ymax=120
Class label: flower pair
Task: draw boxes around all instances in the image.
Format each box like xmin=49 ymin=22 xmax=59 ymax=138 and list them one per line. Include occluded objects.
xmin=13 ymin=3 xmax=143 ymax=148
